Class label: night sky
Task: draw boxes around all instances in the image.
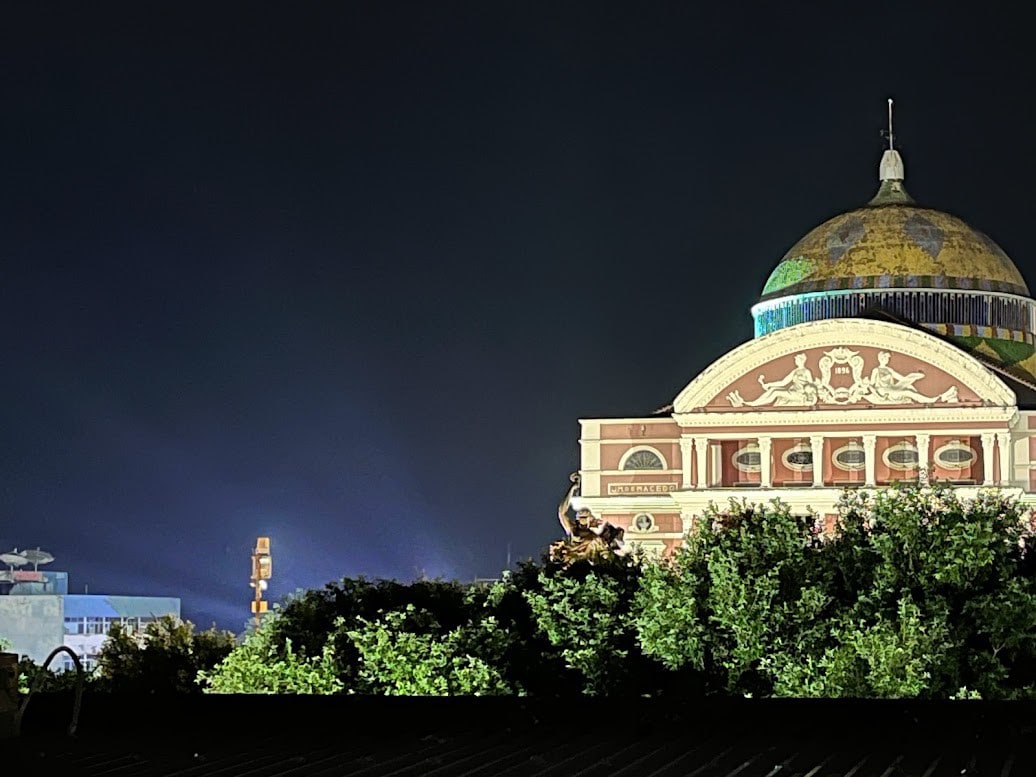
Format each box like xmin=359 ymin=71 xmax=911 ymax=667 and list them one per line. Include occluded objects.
xmin=2 ymin=4 xmax=1035 ymax=630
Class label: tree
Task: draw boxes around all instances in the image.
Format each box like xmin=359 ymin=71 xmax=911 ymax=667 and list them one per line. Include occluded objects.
xmin=263 ymin=577 xmax=475 ymax=692
xmin=634 ymin=498 xmax=828 ymax=696
xmin=806 ymin=485 xmax=1036 ymax=699
xmin=95 ymin=616 xmax=236 ymax=694
xmin=348 ymin=603 xmax=513 ymax=695
xmin=522 ymin=556 xmax=662 ymax=696
xmin=199 ymin=614 xmax=343 ymax=694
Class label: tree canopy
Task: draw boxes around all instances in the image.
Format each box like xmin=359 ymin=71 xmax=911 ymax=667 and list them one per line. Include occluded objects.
xmin=13 ymin=485 xmax=1036 ymax=699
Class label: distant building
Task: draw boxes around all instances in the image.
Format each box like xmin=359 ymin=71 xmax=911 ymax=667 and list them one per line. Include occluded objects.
xmin=574 ymin=144 xmax=1036 ymax=559
xmin=0 ymin=566 xmax=180 ymax=669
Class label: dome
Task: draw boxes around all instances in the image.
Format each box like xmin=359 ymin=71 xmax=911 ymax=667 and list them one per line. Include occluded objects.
xmin=751 ymin=148 xmax=1036 ymax=383
xmin=760 ymin=196 xmax=1028 ymax=301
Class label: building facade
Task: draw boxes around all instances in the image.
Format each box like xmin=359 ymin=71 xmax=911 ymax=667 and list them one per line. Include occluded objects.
xmin=572 ymin=147 xmax=1036 ymax=559
xmin=0 ymin=570 xmax=180 ymax=668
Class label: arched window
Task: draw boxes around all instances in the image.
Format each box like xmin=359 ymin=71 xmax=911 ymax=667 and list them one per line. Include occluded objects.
xmin=620 ymin=447 xmax=666 ymax=470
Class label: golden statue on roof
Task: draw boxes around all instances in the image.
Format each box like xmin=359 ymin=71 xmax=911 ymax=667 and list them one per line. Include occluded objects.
xmin=549 ymin=473 xmax=629 ymax=566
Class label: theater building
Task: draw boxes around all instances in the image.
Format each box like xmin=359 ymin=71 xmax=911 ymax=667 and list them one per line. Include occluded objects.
xmin=572 ymin=145 xmax=1036 ymax=559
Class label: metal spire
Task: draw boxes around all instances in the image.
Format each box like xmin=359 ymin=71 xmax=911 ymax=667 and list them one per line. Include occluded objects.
xmin=869 ymin=97 xmax=912 ymax=204
xmin=887 ymin=98 xmax=894 ymax=150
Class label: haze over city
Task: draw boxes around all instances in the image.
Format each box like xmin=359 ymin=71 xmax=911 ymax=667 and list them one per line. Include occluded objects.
xmin=3 ymin=3 xmax=1034 ymax=629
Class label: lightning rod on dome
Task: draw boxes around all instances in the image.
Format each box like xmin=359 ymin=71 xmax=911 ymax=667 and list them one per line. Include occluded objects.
xmin=878 ymin=97 xmax=905 ymax=184
xmin=887 ymin=97 xmax=894 ymax=150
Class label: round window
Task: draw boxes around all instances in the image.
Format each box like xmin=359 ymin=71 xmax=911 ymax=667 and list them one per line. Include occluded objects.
xmin=782 ymin=444 xmax=813 ymax=472
xmin=732 ymin=445 xmax=761 ymax=473
xmin=833 ymin=443 xmax=866 ymax=472
xmin=935 ymin=442 xmax=976 ymax=470
xmin=632 ymin=513 xmax=655 ymax=532
xmin=882 ymin=442 xmax=919 ymax=472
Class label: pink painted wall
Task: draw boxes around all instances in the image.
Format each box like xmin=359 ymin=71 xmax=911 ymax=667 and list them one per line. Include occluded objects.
xmin=874 ymin=436 xmax=919 ymax=485
xmin=772 ymin=437 xmax=813 ymax=485
xmin=599 ymin=422 xmax=680 ymax=439
xmin=929 ymin=435 xmax=981 ymax=484
xmin=824 ymin=437 xmax=864 ymax=485
xmin=718 ymin=439 xmax=761 ymax=487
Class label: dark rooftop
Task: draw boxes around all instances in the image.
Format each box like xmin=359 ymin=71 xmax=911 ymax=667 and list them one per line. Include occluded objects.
xmin=10 ymin=694 xmax=1036 ymax=776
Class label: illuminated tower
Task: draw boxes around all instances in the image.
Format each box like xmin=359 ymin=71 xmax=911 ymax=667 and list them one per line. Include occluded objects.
xmin=249 ymin=537 xmax=272 ymax=629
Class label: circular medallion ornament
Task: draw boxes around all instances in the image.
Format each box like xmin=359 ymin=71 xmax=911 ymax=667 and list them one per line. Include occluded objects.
xmin=632 ymin=513 xmax=655 ymax=532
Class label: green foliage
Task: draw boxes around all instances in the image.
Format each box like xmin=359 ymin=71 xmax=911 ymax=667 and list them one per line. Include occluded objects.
xmin=634 ymin=499 xmax=827 ymax=695
xmin=633 ymin=486 xmax=1036 ymax=699
xmin=348 ymin=603 xmax=513 ymax=695
xmin=199 ymin=614 xmax=343 ymax=694
xmin=522 ymin=557 xmax=657 ymax=696
xmin=265 ymin=577 xmax=474 ymax=692
xmin=95 ymin=615 xmax=236 ymax=694
xmin=40 ymin=484 xmax=1036 ymax=699
xmin=16 ymin=657 xmax=90 ymax=695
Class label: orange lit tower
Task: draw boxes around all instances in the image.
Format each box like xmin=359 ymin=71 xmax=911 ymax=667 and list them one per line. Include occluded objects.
xmin=249 ymin=537 xmax=272 ymax=629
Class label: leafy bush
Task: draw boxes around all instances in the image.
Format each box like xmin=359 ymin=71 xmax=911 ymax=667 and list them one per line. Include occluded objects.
xmin=95 ymin=615 xmax=236 ymax=694
xmin=199 ymin=615 xmax=343 ymax=694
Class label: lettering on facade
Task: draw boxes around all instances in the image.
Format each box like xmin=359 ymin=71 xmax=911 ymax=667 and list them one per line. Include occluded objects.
xmin=607 ymin=483 xmax=678 ymax=495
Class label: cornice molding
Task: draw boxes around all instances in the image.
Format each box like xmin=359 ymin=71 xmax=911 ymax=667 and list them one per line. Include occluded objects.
xmin=673 ymin=407 xmax=1017 ymax=429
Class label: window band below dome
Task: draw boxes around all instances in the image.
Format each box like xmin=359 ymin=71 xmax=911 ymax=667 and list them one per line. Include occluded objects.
xmin=761 ymin=273 xmax=1028 ymax=299
xmin=752 ymin=289 xmax=1036 ymax=338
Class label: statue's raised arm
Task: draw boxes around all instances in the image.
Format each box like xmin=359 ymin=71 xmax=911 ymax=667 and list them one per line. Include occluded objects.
xmin=549 ymin=472 xmax=630 ymax=567
xmin=557 ymin=472 xmax=580 ymax=537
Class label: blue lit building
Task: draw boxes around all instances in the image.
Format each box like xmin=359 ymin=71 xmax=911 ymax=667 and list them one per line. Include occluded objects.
xmin=0 ymin=569 xmax=180 ymax=669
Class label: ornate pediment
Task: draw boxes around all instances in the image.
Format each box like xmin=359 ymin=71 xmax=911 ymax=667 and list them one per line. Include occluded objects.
xmin=672 ymin=319 xmax=1015 ymax=414
xmin=726 ymin=348 xmax=959 ymax=409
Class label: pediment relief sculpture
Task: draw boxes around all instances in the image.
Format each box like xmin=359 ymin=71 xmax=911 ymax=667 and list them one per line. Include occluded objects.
xmin=726 ymin=349 xmax=959 ymax=408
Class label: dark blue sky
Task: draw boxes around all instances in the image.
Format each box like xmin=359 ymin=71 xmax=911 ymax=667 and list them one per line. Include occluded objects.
xmin=2 ymin=3 xmax=1034 ymax=629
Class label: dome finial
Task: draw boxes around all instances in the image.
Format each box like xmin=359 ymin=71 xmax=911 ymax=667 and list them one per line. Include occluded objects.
xmin=869 ymin=98 xmax=913 ymax=205
xmin=878 ymin=97 xmax=905 ymax=182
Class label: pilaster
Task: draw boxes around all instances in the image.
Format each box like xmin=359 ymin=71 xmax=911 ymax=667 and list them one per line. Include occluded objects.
xmin=996 ymin=432 xmax=1011 ymax=486
xmin=679 ymin=438 xmax=694 ymax=489
xmin=915 ymin=433 xmax=931 ymax=485
xmin=981 ymin=432 xmax=996 ymax=486
xmin=862 ymin=434 xmax=877 ymax=487
xmin=758 ymin=436 xmax=772 ymax=488
xmin=810 ymin=435 xmax=824 ymax=487
xmin=693 ymin=436 xmax=708 ymax=489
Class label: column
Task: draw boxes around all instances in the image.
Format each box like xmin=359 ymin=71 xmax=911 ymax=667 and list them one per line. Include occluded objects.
xmin=758 ymin=436 xmax=772 ymax=488
xmin=915 ymin=433 xmax=931 ymax=485
xmin=810 ymin=435 xmax=824 ymax=487
xmin=996 ymin=432 xmax=1011 ymax=486
xmin=680 ymin=511 xmax=694 ymax=536
xmin=981 ymin=432 xmax=996 ymax=486
xmin=862 ymin=434 xmax=877 ymax=487
xmin=693 ymin=436 xmax=708 ymax=489
xmin=679 ymin=438 xmax=694 ymax=489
